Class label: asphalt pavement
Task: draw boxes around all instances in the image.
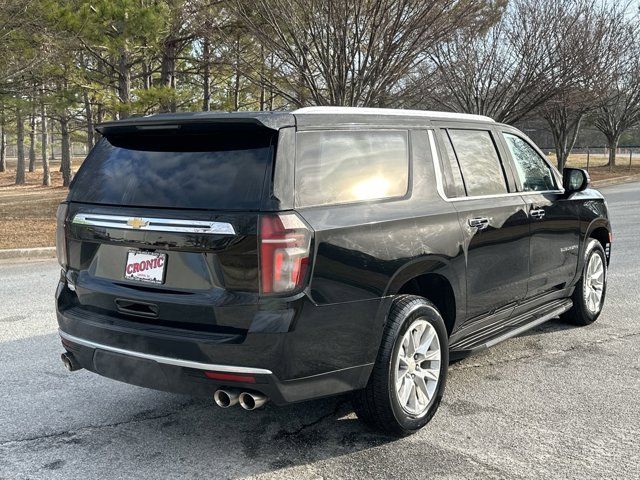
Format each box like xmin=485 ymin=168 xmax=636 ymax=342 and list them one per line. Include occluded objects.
xmin=0 ymin=182 xmax=638 ymax=479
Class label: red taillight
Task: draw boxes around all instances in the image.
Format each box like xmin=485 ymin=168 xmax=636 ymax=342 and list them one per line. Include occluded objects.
xmin=204 ymin=371 xmax=256 ymax=383
xmin=259 ymin=213 xmax=312 ymax=294
xmin=55 ymin=203 xmax=69 ymax=268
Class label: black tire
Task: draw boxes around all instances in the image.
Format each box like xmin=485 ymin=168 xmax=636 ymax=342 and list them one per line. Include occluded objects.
xmin=562 ymin=238 xmax=607 ymax=326
xmin=352 ymin=295 xmax=449 ymax=436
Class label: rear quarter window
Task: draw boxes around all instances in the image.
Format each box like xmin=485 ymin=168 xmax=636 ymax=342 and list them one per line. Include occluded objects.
xmin=295 ymin=130 xmax=409 ymax=207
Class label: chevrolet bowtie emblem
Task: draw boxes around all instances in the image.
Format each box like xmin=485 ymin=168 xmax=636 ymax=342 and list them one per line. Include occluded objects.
xmin=127 ymin=218 xmax=149 ymax=229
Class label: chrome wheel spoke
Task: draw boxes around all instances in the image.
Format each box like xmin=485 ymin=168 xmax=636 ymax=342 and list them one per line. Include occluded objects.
xmin=411 ymin=323 xmax=425 ymax=353
xmin=414 ymin=375 xmax=430 ymax=403
xmin=398 ymin=377 xmax=412 ymax=405
xmin=418 ymin=367 xmax=439 ymax=382
xmin=415 ymin=330 xmax=436 ymax=356
xmin=403 ymin=334 xmax=414 ymax=356
xmin=420 ymin=349 xmax=440 ymax=362
xmin=406 ymin=383 xmax=418 ymax=410
xmin=396 ymin=366 xmax=409 ymax=388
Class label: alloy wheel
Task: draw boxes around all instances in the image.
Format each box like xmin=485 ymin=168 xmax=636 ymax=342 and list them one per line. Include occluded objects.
xmin=394 ymin=319 xmax=441 ymax=417
xmin=584 ymin=253 xmax=605 ymax=314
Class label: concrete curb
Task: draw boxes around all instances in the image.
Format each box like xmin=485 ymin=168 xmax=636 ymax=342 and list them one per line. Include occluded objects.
xmin=592 ymin=174 xmax=640 ymax=188
xmin=0 ymin=247 xmax=56 ymax=260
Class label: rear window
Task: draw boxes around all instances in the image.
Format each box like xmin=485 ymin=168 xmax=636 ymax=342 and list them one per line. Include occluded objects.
xmin=69 ymin=127 xmax=275 ymax=210
xmin=295 ymin=130 xmax=409 ymax=207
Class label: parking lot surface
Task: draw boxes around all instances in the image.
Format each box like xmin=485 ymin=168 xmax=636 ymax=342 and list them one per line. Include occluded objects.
xmin=0 ymin=182 xmax=638 ymax=479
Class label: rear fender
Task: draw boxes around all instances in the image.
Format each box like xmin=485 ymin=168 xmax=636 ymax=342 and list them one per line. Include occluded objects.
xmin=384 ymin=256 xmax=464 ymax=331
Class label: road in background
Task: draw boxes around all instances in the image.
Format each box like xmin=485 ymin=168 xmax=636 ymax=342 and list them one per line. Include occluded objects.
xmin=1 ymin=182 xmax=638 ymax=479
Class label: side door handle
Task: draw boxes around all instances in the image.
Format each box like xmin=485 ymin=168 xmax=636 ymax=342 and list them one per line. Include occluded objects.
xmin=469 ymin=217 xmax=490 ymax=230
xmin=530 ymin=208 xmax=546 ymax=220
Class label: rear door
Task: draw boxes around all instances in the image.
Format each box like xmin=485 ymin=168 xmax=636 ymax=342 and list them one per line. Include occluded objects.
xmin=63 ymin=123 xmax=277 ymax=331
xmin=498 ymin=130 xmax=580 ymax=298
xmin=435 ymin=126 xmax=529 ymax=323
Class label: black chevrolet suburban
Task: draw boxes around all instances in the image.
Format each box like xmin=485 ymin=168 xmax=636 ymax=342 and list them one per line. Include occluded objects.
xmin=55 ymin=107 xmax=611 ymax=434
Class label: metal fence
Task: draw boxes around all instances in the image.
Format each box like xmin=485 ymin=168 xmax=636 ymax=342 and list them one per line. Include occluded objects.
xmin=541 ymin=146 xmax=640 ymax=172
xmin=2 ymin=143 xmax=88 ymax=159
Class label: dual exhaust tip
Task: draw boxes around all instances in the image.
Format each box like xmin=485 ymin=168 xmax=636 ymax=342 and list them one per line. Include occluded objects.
xmin=214 ymin=389 xmax=267 ymax=411
xmin=61 ymin=352 xmax=266 ymax=411
xmin=61 ymin=352 xmax=82 ymax=372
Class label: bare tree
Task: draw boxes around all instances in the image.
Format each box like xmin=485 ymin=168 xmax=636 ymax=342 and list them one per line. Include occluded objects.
xmin=542 ymin=92 xmax=591 ymax=171
xmin=540 ymin=1 xmax=635 ymax=170
xmin=233 ymin=0 xmax=504 ymax=107
xmin=594 ymin=41 xmax=640 ymax=168
xmin=413 ymin=0 xmax=596 ymax=124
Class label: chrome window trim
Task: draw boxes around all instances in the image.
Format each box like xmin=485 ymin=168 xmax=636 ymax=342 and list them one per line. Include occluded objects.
xmin=427 ymin=129 xmax=565 ymax=203
xmin=72 ymin=213 xmax=236 ymax=235
xmin=59 ymin=330 xmax=273 ymax=375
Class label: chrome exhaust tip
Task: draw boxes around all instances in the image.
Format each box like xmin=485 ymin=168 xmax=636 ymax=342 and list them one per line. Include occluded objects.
xmin=214 ymin=389 xmax=239 ymax=408
xmin=61 ymin=352 xmax=82 ymax=372
xmin=238 ymin=391 xmax=268 ymax=411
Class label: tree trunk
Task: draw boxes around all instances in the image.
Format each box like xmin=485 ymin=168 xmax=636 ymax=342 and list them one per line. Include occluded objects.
xmin=607 ymin=135 xmax=619 ymax=170
xmin=202 ymin=37 xmax=211 ymax=112
xmin=95 ymin=102 xmax=104 ymax=143
xmin=28 ymin=94 xmax=36 ymax=172
xmin=15 ymin=106 xmax=26 ymax=185
xmin=117 ymin=49 xmax=131 ymax=119
xmin=259 ymin=44 xmax=265 ymax=111
xmin=0 ymin=108 xmax=6 ymax=173
xmin=160 ymin=39 xmax=177 ymax=113
xmin=60 ymin=116 xmax=72 ymax=187
xmin=268 ymin=53 xmax=274 ymax=110
xmin=555 ymin=145 xmax=566 ymax=172
xmin=41 ymin=92 xmax=50 ymax=186
xmin=84 ymin=90 xmax=94 ymax=152
xmin=233 ymin=34 xmax=241 ymax=111
xmin=142 ymin=61 xmax=152 ymax=90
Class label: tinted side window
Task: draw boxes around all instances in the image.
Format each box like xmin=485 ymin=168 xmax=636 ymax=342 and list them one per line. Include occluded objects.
xmin=438 ymin=130 xmax=466 ymax=197
xmin=448 ymin=129 xmax=507 ymax=196
xmin=295 ymin=130 xmax=409 ymax=207
xmin=503 ymin=133 xmax=556 ymax=191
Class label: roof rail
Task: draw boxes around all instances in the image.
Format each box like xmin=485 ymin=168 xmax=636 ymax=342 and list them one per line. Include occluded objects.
xmin=293 ymin=106 xmax=495 ymax=123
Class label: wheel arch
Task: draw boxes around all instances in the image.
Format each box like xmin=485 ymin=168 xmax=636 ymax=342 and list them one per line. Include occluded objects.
xmin=384 ymin=257 xmax=462 ymax=336
xmin=585 ymin=219 xmax=611 ymax=265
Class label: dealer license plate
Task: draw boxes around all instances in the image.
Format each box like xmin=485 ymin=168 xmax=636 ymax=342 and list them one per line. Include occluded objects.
xmin=124 ymin=251 xmax=166 ymax=284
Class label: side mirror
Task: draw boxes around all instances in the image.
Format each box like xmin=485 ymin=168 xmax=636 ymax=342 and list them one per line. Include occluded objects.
xmin=563 ymin=168 xmax=590 ymax=194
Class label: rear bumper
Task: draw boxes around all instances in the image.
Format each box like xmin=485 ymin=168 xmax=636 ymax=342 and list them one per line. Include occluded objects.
xmin=56 ymin=277 xmax=387 ymax=405
xmin=59 ymin=329 xmax=372 ymax=405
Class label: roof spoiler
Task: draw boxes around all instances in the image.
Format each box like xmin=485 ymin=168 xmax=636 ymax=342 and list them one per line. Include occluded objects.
xmin=96 ymin=112 xmax=295 ymax=136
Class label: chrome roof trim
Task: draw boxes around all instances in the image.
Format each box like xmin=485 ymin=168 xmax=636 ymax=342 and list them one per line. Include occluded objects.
xmin=293 ymin=106 xmax=495 ymax=123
